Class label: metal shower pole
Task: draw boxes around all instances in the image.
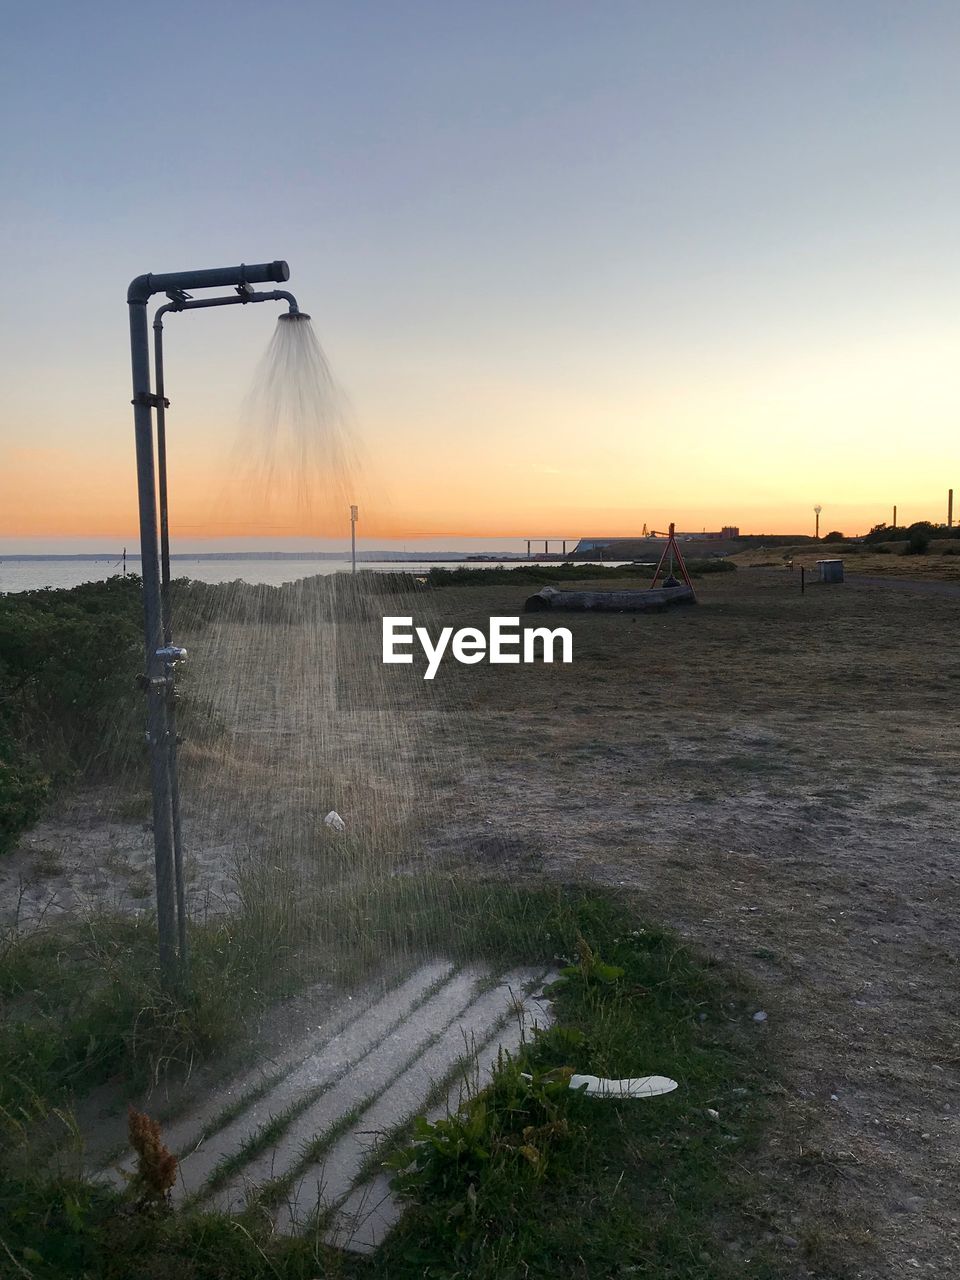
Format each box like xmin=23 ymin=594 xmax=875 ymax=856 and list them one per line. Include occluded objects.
xmin=151 ymin=312 xmax=188 ymax=976
xmin=153 ymin=285 xmax=305 ymax=982
xmin=127 ymin=260 xmax=290 ymax=989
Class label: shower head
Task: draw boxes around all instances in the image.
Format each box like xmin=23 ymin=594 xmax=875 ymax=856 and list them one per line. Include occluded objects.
xmin=273 ymin=292 xmax=309 ymax=320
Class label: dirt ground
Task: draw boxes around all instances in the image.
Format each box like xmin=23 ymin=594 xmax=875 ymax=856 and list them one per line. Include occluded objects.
xmin=403 ymin=568 xmax=960 ymax=1278
xmin=734 ymin=544 xmax=960 ymax=581
xmin=5 ymin=566 xmax=958 ymax=1277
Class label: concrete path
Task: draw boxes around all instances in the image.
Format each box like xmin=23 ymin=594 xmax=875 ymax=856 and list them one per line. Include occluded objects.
xmin=101 ymin=960 xmax=555 ymax=1253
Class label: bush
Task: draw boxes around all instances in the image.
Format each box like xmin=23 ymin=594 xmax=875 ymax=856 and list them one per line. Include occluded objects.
xmin=864 ymin=522 xmax=893 ymax=543
xmin=0 ymin=577 xmax=143 ymax=772
xmin=685 ymin=556 xmax=736 ymax=574
xmin=822 ymin=530 xmax=845 ymax=543
xmin=0 ymin=576 xmax=143 ymax=847
xmin=0 ymin=731 xmax=49 ymax=855
xmin=423 ymin=563 xmax=652 ymax=587
xmin=904 ymin=527 xmax=931 ymax=555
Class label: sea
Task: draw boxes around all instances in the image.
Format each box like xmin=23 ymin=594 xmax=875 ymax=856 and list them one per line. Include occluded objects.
xmin=0 ymin=557 xmax=625 ymax=594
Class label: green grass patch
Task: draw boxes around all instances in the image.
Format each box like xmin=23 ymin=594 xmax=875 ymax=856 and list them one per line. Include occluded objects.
xmin=0 ymin=884 xmax=780 ymax=1278
xmin=0 ymin=879 xmax=645 ymax=1139
xmin=369 ymin=927 xmax=775 ymax=1279
xmin=419 ymin=560 xmax=735 ymax=587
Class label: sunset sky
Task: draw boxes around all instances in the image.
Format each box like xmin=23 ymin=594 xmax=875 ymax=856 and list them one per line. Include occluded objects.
xmin=1 ymin=1 xmax=958 ymax=550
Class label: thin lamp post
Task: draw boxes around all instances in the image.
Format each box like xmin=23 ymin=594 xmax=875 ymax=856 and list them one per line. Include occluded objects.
xmin=350 ymin=505 xmax=358 ymax=573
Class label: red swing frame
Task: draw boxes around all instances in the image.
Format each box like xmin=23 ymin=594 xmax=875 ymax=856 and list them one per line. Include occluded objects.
xmin=650 ymin=522 xmax=697 ymax=599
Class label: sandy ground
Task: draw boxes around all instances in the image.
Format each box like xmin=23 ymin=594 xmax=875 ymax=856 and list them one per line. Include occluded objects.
xmin=1 ymin=601 xmax=443 ymax=931
xmin=1 ymin=786 xmax=248 ymax=931
xmin=5 ymin=567 xmax=958 ymax=1277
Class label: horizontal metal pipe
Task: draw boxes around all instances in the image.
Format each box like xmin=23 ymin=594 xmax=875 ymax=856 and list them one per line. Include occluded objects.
xmin=128 ymin=260 xmax=289 ymax=305
xmin=152 ymin=288 xmax=301 ymax=328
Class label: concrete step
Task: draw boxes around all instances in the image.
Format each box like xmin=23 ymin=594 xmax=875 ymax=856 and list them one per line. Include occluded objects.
xmin=101 ymin=960 xmax=450 ymax=1195
xmin=322 ymin=971 xmax=557 ymax=1253
xmin=277 ymin=967 xmax=548 ymax=1233
xmin=103 ymin=960 xmax=555 ymax=1256
xmin=170 ymin=960 xmax=454 ymax=1204
xmin=204 ymin=964 xmax=488 ymax=1212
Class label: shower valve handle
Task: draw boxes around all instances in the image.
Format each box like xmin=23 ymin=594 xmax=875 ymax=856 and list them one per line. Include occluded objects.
xmin=156 ymin=645 xmax=188 ymax=663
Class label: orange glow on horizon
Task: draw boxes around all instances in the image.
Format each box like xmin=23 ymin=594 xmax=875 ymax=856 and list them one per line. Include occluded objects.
xmin=0 ymin=461 xmax=948 ymax=546
xmin=4 ymin=313 xmax=959 ymax=548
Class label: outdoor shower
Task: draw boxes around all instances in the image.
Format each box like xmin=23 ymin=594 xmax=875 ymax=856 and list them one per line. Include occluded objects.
xmin=128 ymin=260 xmax=304 ymax=988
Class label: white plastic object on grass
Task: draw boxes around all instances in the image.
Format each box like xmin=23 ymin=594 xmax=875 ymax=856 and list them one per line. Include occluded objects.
xmin=324 ymin=810 xmax=346 ymax=832
xmin=568 ymin=1074 xmax=678 ymax=1099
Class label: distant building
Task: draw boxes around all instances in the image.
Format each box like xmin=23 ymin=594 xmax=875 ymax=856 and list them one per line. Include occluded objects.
xmin=574 ymin=528 xmax=742 ymax=556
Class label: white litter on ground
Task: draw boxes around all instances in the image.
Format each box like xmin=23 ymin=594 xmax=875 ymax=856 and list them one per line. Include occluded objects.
xmin=568 ymin=1073 xmax=678 ymax=1098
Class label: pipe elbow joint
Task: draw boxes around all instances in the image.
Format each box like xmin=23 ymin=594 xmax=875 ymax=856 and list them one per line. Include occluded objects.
xmin=127 ymin=274 xmax=154 ymax=305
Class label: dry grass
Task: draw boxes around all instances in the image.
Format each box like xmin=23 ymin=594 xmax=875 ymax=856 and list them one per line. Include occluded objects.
xmin=387 ymin=567 xmax=960 ymax=1277
xmin=733 ymin=542 xmax=960 ymax=579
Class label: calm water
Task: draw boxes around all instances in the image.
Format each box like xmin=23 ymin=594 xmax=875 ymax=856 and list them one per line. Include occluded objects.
xmin=0 ymin=558 xmax=627 ymax=594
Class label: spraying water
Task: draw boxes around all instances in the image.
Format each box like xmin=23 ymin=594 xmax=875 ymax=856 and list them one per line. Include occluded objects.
xmin=10 ymin=293 xmax=471 ymax=957
xmin=231 ymin=312 xmax=359 ymax=525
xmin=162 ymin=310 xmax=470 ymax=952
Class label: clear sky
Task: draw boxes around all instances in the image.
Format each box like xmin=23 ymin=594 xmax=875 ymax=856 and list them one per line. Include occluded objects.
xmin=1 ymin=0 xmax=958 ymax=549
